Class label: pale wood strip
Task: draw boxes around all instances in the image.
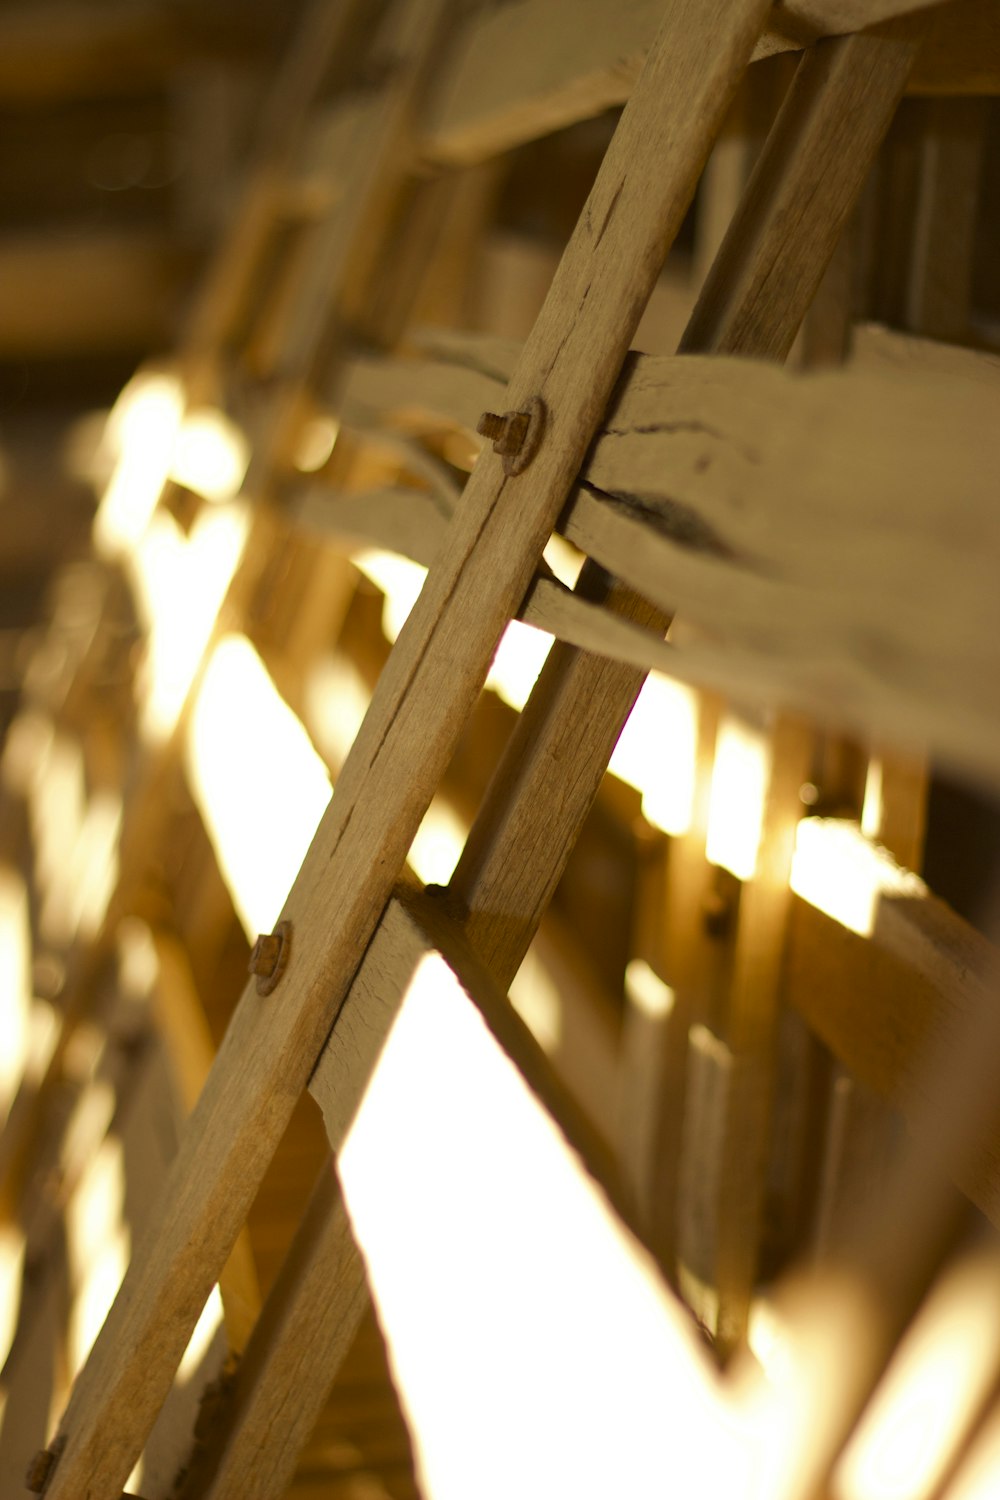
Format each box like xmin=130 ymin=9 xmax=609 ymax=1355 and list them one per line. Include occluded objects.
xmin=150 ymin=931 xmax=260 ymax=1355
xmin=681 ymin=27 xmax=919 ymax=358
xmin=784 ymin=888 xmax=1000 ymax=1225
xmin=174 ymin=1167 xmax=369 ymax=1500
xmin=42 ymin=10 xmax=767 ymax=1494
xmin=419 ymin=0 xmax=953 ymax=165
xmin=711 ymin=716 xmax=814 ymax=1350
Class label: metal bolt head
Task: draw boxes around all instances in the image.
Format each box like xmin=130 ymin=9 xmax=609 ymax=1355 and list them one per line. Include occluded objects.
xmin=26 ymin=1447 xmax=55 ymax=1493
xmin=476 ymin=396 xmax=545 ymax=476
xmin=248 ymin=920 xmax=291 ymax=995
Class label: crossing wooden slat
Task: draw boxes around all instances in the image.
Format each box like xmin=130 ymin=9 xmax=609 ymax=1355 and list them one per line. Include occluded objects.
xmin=444 ymin=21 xmax=917 ymax=1008
xmin=174 ymin=1165 xmax=369 ymax=1500
xmin=418 ymin=0 xmax=958 ymax=165
xmin=40 ymin=7 xmax=769 ymax=1495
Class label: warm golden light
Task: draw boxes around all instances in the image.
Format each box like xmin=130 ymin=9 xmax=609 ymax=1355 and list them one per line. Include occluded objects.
xmin=0 ymin=1226 xmax=25 ymax=1370
xmin=177 ymin=1285 xmax=226 ymax=1384
xmin=624 ymin=958 xmax=676 ymax=1021
xmin=0 ymin=868 xmax=31 ymax=1121
xmin=509 ymin=945 xmax=563 ymax=1054
xmin=66 ymin=1132 xmax=130 ymax=1379
xmin=942 ymin=1404 xmax=1000 ymax=1500
xmin=93 ymin=371 xmax=185 ymax=558
xmin=352 ymin=549 xmax=427 ymax=644
xmin=610 ymin=673 xmax=699 ymax=837
xmin=169 ymin=407 xmax=249 ymax=503
xmin=339 ymin=952 xmax=751 ymax=1500
xmin=294 ymin=414 xmax=340 ymax=473
xmin=130 ymin=501 xmax=250 ymax=741
xmin=186 ymin=635 xmax=332 ymax=937
xmin=302 ymin=653 xmax=372 ymax=769
xmin=861 ymin=758 xmax=884 ymax=841
xmin=834 ymin=1248 xmax=1000 ymax=1500
xmin=408 ymin=798 xmax=468 ymax=887
xmin=705 ymin=714 xmax=769 ymax=881
xmin=790 ymin=819 xmax=926 ymax=937
xmin=485 ymin=619 xmax=553 ymax=712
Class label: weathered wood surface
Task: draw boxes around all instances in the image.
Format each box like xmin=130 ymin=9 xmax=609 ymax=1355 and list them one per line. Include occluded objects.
xmin=174 ymin=1166 xmax=369 ymax=1500
xmin=41 ymin=8 xmax=769 ymax=1494
xmin=785 ymin=881 xmax=1000 ymax=1229
xmin=681 ymin=28 xmax=918 ymax=358
xmin=309 ymin=321 xmax=1000 ymax=795
xmin=420 ymin=0 xmax=988 ymax=164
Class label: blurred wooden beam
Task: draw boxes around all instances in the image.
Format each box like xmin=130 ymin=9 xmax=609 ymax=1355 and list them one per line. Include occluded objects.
xmin=0 ymin=231 xmax=192 ymax=356
xmin=422 ymin=0 xmax=997 ymax=165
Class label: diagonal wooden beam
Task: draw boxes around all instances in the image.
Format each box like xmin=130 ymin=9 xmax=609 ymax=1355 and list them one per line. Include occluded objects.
xmin=446 ymin=24 xmax=918 ymax=990
xmin=39 ymin=7 xmax=769 ymax=1496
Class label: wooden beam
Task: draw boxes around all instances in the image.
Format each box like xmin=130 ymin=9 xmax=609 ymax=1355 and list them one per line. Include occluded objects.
xmin=420 ymin=0 xmax=980 ymax=165
xmin=0 ymin=232 xmax=190 ymax=357
xmin=173 ymin=1166 xmax=369 ymax=1500
xmin=41 ymin=9 xmax=767 ymax=1494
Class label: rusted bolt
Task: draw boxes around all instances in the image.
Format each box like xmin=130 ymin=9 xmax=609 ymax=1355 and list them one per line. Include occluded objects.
xmin=248 ymin=919 xmax=291 ymax=996
xmin=476 ymin=396 xmax=545 ymax=476
xmin=26 ymin=1438 xmax=64 ymax=1494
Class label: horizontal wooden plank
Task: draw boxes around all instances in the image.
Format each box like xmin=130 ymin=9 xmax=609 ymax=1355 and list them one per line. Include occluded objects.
xmin=0 ymin=231 xmax=191 ymax=356
xmin=308 ymin=323 xmax=1000 ymax=793
xmin=420 ymin=0 xmax=985 ymax=164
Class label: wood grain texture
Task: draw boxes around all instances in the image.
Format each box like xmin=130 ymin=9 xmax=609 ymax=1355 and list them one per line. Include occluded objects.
xmin=175 ymin=1166 xmax=369 ymax=1500
xmin=681 ymin=27 xmax=918 ymax=358
xmin=42 ymin=9 xmax=768 ymax=1494
xmin=785 ymin=885 xmax=1000 ymax=1222
xmin=419 ymin=0 xmax=958 ymax=165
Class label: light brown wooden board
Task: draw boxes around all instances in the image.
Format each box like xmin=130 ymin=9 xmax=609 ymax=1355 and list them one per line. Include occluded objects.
xmin=420 ymin=0 xmax=987 ymax=165
xmin=309 ymin=313 xmax=1000 ymax=796
xmin=41 ymin=7 xmax=770 ymax=1494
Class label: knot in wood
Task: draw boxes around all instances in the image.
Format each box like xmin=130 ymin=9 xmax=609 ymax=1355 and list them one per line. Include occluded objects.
xmin=248 ymin=920 xmax=292 ymax=995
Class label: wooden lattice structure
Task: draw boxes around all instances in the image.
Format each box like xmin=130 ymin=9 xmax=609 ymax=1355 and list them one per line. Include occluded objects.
xmin=2 ymin=1 xmax=1000 ymax=1497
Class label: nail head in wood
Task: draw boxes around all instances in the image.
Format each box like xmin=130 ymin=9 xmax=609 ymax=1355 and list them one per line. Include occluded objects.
xmin=248 ymin=919 xmax=292 ymax=996
xmin=476 ymin=396 xmax=545 ymax=476
xmin=26 ymin=1437 xmax=64 ymax=1494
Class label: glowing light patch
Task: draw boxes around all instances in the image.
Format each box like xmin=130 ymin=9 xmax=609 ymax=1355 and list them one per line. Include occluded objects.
xmin=303 ymin=653 xmax=371 ymax=769
xmin=790 ymin=819 xmax=926 ymax=938
xmin=625 ymin=958 xmax=675 ymax=1021
xmin=294 ymin=414 xmax=340 ymax=473
xmin=339 ymin=953 xmax=749 ymax=1500
xmin=485 ymin=619 xmax=552 ymax=711
xmin=943 ymin=1405 xmax=1000 ymax=1500
xmin=353 ymin=549 xmax=426 ymax=643
xmin=0 ymin=1226 xmax=25 ymax=1369
xmin=0 ymin=868 xmax=31 ymax=1120
xmin=861 ymin=758 xmax=884 ymax=841
xmin=186 ymin=635 xmax=332 ymax=937
xmin=170 ymin=408 xmax=249 ymax=502
xmin=131 ymin=500 xmax=249 ymax=740
xmin=610 ymin=674 xmax=699 ymax=837
xmin=408 ymin=798 xmax=468 ymax=886
xmin=94 ymin=372 xmax=185 ymax=557
xmin=834 ymin=1249 xmax=1000 ymax=1500
xmin=177 ymin=1285 xmax=226 ymax=1383
xmin=705 ymin=715 xmax=769 ymax=882
xmin=66 ymin=1134 xmax=130 ymax=1378
xmin=509 ymin=945 xmax=563 ymax=1053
